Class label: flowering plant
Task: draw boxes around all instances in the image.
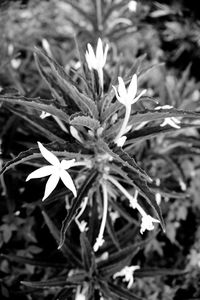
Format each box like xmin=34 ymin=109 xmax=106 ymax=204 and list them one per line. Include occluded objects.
xmin=1 ymin=36 xmax=200 ymax=299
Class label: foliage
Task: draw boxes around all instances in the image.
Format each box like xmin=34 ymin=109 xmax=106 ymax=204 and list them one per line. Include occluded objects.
xmin=1 ymin=1 xmax=200 ymax=300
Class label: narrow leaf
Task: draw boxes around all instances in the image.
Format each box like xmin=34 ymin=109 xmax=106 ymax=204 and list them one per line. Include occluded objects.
xmin=80 ymin=232 xmax=96 ymax=272
xmin=59 ymin=169 xmax=99 ymax=249
xmin=0 ymin=95 xmax=69 ymax=122
xmin=70 ymin=114 xmax=100 ymax=130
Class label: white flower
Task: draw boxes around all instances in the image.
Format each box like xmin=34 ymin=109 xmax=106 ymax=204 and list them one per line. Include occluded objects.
xmin=140 ymin=214 xmax=160 ymax=234
xmin=128 ymin=0 xmax=137 ymax=12
xmin=113 ymin=75 xmax=146 ymax=144
xmin=155 ymin=105 xmax=181 ymax=129
xmin=26 ymin=142 xmax=77 ymax=200
xmin=85 ymin=38 xmax=109 ymax=89
xmin=40 ymin=111 xmax=51 ymax=119
xmin=113 ymin=74 xmax=146 ymax=108
xmin=113 ymin=265 xmax=140 ymax=289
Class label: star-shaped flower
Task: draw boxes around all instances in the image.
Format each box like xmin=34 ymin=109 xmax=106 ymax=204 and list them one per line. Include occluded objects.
xmin=140 ymin=214 xmax=160 ymax=234
xmin=26 ymin=142 xmax=77 ymax=200
xmin=113 ymin=265 xmax=140 ymax=289
xmin=113 ymin=74 xmax=146 ymax=108
xmin=85 ymin=38 xmax=109 ymax=89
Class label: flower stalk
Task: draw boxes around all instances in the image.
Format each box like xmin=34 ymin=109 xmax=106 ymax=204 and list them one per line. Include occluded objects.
xmin=93 ymin=183 xmax=108 ymax=252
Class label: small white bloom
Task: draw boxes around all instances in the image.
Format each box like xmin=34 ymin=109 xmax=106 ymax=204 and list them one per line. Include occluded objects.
xmin=113 ymin=265 xmax=140 ymax=289
xmin=11 ymin=58 xmax=21 ymax=69
xmin=85 ymin=38 xmax=109 ymax=89
xmin=40 ymin=111 xmax=51 ymax=119
xmin=140 ymin=214 xmax=160 ymax=234
xmin=113 ymin=74 xmax=146 ymax=108
xmin=155 ymin=105 xmax=181 ymax=129
xmin=128 ymin=1 xmax=137 ymax=12
xmin=26 ymin=142 xmax=77 ymax=200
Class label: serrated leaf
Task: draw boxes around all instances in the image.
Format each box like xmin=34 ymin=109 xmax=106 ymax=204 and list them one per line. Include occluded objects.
xmin=7 ymin=106 xmax=65 ymax=143
xmin=59 ymin=169 xmax=99 ymax=249
xmin=98 ymin=245 xmax=140 ymax=278
xmin=129 ymin=108 xmax=200 ymax=126
xmin=109 ymin=162 xmax=165 ymax=231
xmin=21 ymin=278 xmax=76 ymax=289
xmin=135 ymin=268 xmax=187 ymax=278
xmin=70 ymin=114 xmax=100 ymax=130
xmin=34 ymin=48 xmax=98 ymax=118
xmin=0 ymin=141 xmax=81 ymax=176
xmin=0 ymin=95 xmax=69 ymax=122
xmin=101 ymin=101 xmax=122 ymax=123
xmin=126 ymin=171 xmax=165 ymax=231
xmin=99 ymin=140 xmax=150 ymax=181
xmin=108 ymin=282 xmax=143 ymax=300
xmin=126 ymin=123 xmax=200 ymax=144
xmin=34 ymin=53 xmax=65 ymax=105
xmin=0 ymin=254 xmax=66 ymax=268
xmin=80 ymin=232 xmax=96 ymax=272
xmin=106 ymin=213 xmax=120 ymax=250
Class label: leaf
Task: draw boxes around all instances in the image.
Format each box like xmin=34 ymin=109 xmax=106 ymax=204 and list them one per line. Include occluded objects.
xmin=59 ymin=169 xmax=99 ymax=249
xmin=0 ymin=254 xmax=66 ymax=268
xmin=109 ymin=162 xmax=165 ymax=231
xmin=129 ymin=108 xmax=200 ymax=126
xmin=34 ymin=53 xmax=65 ymax=105
xmin=98 ymin=245 xmax=140 ymax=278
xmin=98 ymin=140 xmax=151 ymax=181
xmin=126 ymin=171 xmax=165 ymax=232
xmin=0 ymin=141 xmax=81 ymax=176
xmin=101 ymin=101 xmax=122 ymax=123
xmin=21 ymin=278 xmax=76 ymax=289
xmin=106 ymin=213 xmax=120 ymax=250
xmin=0 ymin=95 xmax=69 ymax=122
xmin=135 ymin=267 xmax=188 ymax=278
xmin=7 ymin=106 xmax=65 ymax=143
xmin=108 ymin=282 xmax=143 ymax=300
xmin=70 ymin=114 xmax=100 ymax=130
xmin=80 ymin=232 xmax=96 ymax=272
xmin=34 ymin=48 xmax=98 ymax=118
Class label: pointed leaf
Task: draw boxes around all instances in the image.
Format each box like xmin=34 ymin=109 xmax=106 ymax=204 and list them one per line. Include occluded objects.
xmin=0 ymin=141 xmax=81 ymax=176
xmin=98 ymin=245 xmax=140 ymax=278
xmin=59 ymin=169 xmax=99 ymax=249
xmin=0 ymin=254 xmax=66 ymax=268
xmin=98 ymin=140 xmax=151 ymax=181
xmin=0 ymin=95 xmax=69 ymax=122
xmin=21 ymin=278 xmax=76 ymax=288
xmin=80 ymin=232 xmax=96 ymax=272
xmin=70 ymin=114 xmax=100 ymax=130
xmin=129 ymin=108 xmax=200 ymax=126
xmin=34 ymin=48 xmax=98 ymax=118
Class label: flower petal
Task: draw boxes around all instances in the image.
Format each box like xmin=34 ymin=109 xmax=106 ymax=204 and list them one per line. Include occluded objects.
xmin=38 ymin=142 xmax=60 ymax=166
xmin=42 ymin=172 xmax=60 ymax=201
xmin=60 ymin=170 xmax=77 ymax=197
xmin=112 ymin=85 xmax=124 ymax=104
xmin=60 ymin=159 xmax=76 ymax=170
xmin=96 ymin=38 xmax=104 ymax=67
xmin=103 ymin=44 xmax=109 ymax=66
xmin=131 ymin=88 xmax=146 ymax=104
xmin=127 ymin=74 xmax=137 ymax=100
xmin=118 ymin=77 xmax=127 ymax=99
xmin=86 ymin=44 xmax=97 ymax=69
xmin=26 ymin=166 xmax=54 ymax=181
